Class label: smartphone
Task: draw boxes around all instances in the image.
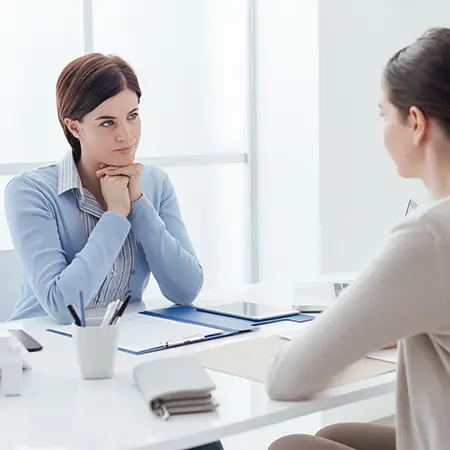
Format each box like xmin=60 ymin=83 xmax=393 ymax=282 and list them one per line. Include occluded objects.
xmin=8 ymin=329 xmax=43 ymax=352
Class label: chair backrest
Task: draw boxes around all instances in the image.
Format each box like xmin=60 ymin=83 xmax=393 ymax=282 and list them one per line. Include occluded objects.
xmin=0 ymin=249 xmax=22 ymax=321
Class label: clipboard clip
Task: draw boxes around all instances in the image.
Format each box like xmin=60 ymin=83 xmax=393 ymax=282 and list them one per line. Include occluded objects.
xmin=162 ymin=333 xmax=207 ymax=348
xmin=161 ymin=332 xmax=223 ymax=348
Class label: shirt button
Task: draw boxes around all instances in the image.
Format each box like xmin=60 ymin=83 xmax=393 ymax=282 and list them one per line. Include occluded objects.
xmin=131 ymin=270 xmax=136 ymax=275
xmin=110 ymin=270 xmax=117 ymax=277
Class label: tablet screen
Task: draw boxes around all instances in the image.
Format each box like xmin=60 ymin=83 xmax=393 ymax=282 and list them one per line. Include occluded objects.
xmin=198 ymin=301 xmax=297 ymax=320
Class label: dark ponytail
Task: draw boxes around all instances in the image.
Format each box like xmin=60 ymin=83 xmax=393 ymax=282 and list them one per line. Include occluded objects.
xmin=384 ymin=28 xmax=450 ymax=135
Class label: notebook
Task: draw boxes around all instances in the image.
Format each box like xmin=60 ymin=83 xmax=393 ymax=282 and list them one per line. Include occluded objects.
xmin=133 ymin=355 xmax=219 ymax=420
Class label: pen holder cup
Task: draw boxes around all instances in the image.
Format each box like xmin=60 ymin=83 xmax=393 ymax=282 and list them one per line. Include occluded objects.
xmin=72 ymin=317 xmax=120 ymax=380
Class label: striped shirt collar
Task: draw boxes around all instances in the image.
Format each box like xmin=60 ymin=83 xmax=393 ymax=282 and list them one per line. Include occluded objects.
xmin=57 ymin=151 xmax=83 ymax=196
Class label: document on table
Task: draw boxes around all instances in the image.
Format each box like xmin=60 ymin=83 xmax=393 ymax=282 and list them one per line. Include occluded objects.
xmin=366 ymin=349 xmax=397 ymax=363
xmin=116 ymin=314 xmax=224 ymax=353
xmin=279 ymin=329 xmax=397 ymax=363
xmin=48 ymin=313 xmax=225 ymax=354
xmin=197 ymin=335 xmax=396 ymax=386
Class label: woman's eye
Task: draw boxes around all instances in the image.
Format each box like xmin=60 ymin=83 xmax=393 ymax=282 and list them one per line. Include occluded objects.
xmin=101 ymin=120 xmax=114 ymax=128
xmin=128 ymin=112 xmax=138 ymax=120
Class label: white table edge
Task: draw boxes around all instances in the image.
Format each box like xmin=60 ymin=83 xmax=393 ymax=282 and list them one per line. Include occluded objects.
xmin=133 ymin=372 xmax=396 ymax=450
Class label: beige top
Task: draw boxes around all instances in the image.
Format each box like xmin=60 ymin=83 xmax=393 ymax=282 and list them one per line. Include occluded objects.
xmin=266 ymin=197 xmax=450 ymax=450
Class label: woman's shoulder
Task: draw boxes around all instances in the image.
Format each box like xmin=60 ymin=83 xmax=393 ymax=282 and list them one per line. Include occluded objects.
xmin=393 ymin=197 xmax=450 ymax=245
xmin=5 ymin=164 xmax=59 ymax=200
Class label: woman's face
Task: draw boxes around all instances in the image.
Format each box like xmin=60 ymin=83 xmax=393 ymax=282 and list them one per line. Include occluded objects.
xmin=380 ymin=86 xmax=425 ymax=178
xmin=66 ymin=88 xmax=141 ymax=167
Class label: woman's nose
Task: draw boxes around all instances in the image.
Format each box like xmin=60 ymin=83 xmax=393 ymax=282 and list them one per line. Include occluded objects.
xmin=115 ymin=123 xmax=132 ymax=143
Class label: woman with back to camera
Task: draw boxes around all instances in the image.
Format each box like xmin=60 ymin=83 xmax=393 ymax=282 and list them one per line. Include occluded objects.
xmin=267 ymin=28 xmax=450 ymax=450
xmin=4 ymin=53 xmax=203 ymax=324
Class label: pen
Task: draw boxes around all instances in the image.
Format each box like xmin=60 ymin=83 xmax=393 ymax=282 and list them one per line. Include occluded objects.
xmin=108 ymin=299 xmax=123 ymax=326
xmin=79 ymin=290 xmax=86 ymax=327
xmin=110 ymin=294 xmax=131 ymax=325
xmin=101 ymin=301 xmax=118 ymax=327
xmin=67 ymin=304 xmax=82 ymax=326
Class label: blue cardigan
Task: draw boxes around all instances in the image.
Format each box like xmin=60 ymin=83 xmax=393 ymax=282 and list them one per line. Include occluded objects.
xmin=4 ymin=162 xmax=203 ymax=324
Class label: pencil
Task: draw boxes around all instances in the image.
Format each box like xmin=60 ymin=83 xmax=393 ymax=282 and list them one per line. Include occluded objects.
xmin=79 ymin=290 xmax=86 ymax=327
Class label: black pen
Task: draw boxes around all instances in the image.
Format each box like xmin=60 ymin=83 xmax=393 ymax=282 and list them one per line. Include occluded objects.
xmin=67 ymin=304 xmax=82 ymax=326
xmin=110 ymin=295 xmax=131 ymax=325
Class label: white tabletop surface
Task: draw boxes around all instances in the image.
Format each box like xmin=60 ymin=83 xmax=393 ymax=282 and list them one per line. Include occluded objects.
xmin=0 ymin=282 xmax=396 ymax=450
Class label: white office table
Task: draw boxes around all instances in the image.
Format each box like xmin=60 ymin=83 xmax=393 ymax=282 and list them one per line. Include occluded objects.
xmin=0 ymin=285 xmax=396 ymax=450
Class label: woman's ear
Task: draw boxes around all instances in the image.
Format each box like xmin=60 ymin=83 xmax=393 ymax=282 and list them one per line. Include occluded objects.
xmin=64 ymin=118 xmax=81 ymax=139
xmin=408 ymin=106 xmax=428 ymax=146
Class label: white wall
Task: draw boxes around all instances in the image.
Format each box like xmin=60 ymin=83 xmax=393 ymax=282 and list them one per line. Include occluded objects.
xmin=256 ymin=0 xmax=320 ymax=281
xmin=319 ymin=0 xmax=450 ymax=272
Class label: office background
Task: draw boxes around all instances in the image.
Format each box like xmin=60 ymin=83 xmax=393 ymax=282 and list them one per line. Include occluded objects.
xmin=0 ymin=0 xmax=447 ymax=298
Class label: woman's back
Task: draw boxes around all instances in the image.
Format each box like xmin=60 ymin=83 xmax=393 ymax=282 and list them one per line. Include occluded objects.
xmin=395 ymin=200 xmax=450 ymax=449
xmin=268 ymin=197 xmax=450 ymax=450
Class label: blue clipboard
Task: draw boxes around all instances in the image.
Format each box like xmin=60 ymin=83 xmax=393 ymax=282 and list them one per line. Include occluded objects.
xmin=47 ymin=307 xmax=313 ymax=355
xmin=46 ymin=320 xmax=241 ymax=356
xmin=142 ymin=306 xmax=314 ymax=332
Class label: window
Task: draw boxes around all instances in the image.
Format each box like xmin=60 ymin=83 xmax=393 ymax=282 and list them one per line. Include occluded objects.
xmin=0 ymin=0 xmax=253 ymax=291
xmin=94 ymin=0 xmax=248 ymax=158
xmin=164 ymin=163 xmax=249 ymax=289
xmin=0 ymin=0 xmax=83 ymax=163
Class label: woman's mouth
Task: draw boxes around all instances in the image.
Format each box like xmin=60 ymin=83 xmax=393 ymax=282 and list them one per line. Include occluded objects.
xmin=115 ymin=145 xmax=134 ymax=155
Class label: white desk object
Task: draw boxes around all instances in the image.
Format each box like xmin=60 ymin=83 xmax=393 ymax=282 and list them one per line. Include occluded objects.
xmin=0 ymin=331 xmax=26 ymax=396
xmin=292 ymin=272 xmax=356 ymax=313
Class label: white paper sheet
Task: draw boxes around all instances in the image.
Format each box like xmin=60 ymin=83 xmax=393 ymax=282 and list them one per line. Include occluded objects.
xmin=279 ymin=323 xmax=313 ymax=341
xmin=280 ymin=329 xmax=397 ymax=364
xmin=49 ymin=313 xmax=224 ymax=354
xmin=118 ymin=314 xmax=224 ymax=353
xmin=367 ymin=349 xmax=397 ymax=363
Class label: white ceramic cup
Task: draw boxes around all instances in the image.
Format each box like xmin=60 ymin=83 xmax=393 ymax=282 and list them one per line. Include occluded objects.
xmin=72 ymin=317 xmax=119 ymax=379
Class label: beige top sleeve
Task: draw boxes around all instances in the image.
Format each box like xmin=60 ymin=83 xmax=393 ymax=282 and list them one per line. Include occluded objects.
xmin=266 ymin=219 xmax=449 ymax=400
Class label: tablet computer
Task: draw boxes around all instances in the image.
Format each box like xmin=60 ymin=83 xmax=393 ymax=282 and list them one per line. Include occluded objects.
xmin=196 ymin=301 xmax=299 ymax=321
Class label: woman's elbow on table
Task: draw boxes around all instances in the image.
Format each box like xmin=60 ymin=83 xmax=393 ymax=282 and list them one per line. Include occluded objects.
xmin=163 ymin=267 xmax=204 ymax=306
xmin=44 ymin=304 xmax=73 ymax=325
xmin=185 ymin=269 xmax=204 ymax=304
xmin=265 ymin=352 xmax=317 ymax=401
xmin=177 ymin=288 xmax=202 ymax=306
xmin=40 ymin=287 xmax=74 ymax=325
xmin=266 ymin=373 xmax=315 ymax=402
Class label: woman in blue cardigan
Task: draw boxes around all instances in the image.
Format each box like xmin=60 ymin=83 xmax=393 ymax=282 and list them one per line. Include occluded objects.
xmin=5 ymin=53 xmax=203 ymax=324
xmin=5 ymin=52 xmax=222 ymax=450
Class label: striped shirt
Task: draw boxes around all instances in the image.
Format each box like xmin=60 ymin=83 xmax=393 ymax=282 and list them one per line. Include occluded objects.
xmin=58 ymin=152 xmax=135 ymax=308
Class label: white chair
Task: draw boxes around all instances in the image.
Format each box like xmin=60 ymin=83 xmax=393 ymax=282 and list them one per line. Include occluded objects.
xmin=0 ymin=250 xmax=22 ymax=322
